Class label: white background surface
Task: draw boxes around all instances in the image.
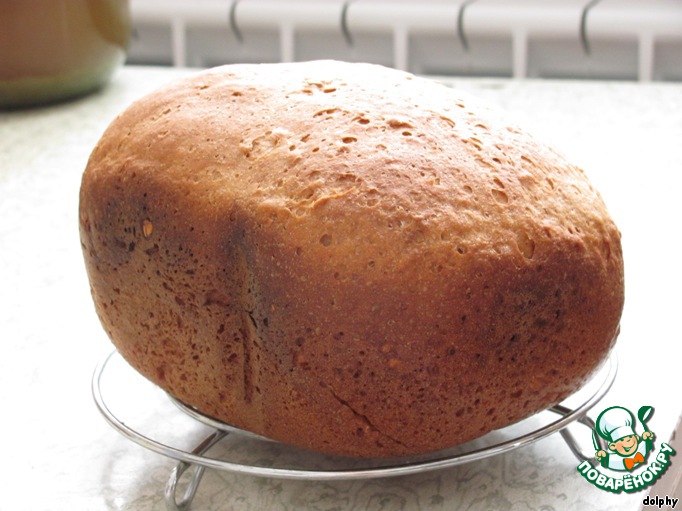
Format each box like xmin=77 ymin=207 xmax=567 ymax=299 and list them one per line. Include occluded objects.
xmin=1 ymin=65 xmax=680 ymax=510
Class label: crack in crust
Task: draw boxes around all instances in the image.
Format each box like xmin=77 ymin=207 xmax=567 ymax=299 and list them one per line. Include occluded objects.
xmin=326 ymin=384 xmax=409 ymax=450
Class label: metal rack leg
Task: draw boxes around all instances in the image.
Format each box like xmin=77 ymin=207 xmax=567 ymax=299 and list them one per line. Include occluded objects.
xmin=165 ymin=430 xmax=227 ymax=511
xmin=553 ymin=404 xmax=607 ymax=464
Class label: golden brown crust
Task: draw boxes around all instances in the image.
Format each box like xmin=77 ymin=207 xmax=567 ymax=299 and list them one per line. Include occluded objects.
xmin=79 ymin=61 xmax=623 ymax=457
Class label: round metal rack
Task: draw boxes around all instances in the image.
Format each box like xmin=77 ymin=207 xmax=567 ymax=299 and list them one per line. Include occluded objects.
xmin=92 ymin=350 xmax=616 ymax=511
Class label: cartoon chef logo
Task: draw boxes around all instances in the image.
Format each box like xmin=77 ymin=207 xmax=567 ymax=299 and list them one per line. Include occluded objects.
xmin=576 ymin=404 xmax=677 ymax=494
xmin=594 ymin=405 xmax=654 ymax=471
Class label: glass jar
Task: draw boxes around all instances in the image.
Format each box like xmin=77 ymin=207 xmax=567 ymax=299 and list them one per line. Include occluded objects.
xmin=0 ymin=0 xmax=131 ymax=109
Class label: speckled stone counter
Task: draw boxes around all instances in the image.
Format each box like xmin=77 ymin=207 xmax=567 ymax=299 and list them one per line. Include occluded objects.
xmin=1 ymin=66 xmax=680 ymax=511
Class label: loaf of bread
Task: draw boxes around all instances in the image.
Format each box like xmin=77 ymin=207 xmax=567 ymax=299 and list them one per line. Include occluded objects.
xmin=79 ymin=61 xmax=623 ymax=458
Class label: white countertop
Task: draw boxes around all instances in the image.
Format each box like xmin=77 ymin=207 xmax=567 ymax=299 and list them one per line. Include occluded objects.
xmin=1 ymin=66 xmax=680 ymax=511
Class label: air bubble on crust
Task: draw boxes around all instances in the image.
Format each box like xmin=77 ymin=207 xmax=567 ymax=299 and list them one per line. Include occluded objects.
xmin=142 ymin=219 xmax=154 ymax=238
xmin=320 ymin=233 xmax=332 ymax=246
xmin=601 ymin=240 xmax=612 ymax=261
xmin=314 ymin=107 xmax=340 ymax=118
xmin=491 ymin=189 xmax=508 ymax=204
xmin=468 ymin=137 xmax=483 ymax=150
xmin=386 ymin=117 xmax=414 ymax=129
xmin=516 ymin=231 xmax=536 ymax=259
xmin=438 ymin=115 xmax=456 ymax=128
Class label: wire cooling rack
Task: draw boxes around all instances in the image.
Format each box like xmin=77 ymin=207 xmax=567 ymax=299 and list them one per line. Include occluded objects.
xmin=92 ymin=350 xmax=616 ymax=511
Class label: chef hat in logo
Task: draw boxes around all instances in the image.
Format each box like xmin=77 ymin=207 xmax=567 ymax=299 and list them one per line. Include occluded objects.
xmin=596 ymin=406 xmax=636 ymax=443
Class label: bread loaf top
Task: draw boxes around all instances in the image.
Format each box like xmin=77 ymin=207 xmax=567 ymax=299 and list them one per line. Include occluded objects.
xmin=80 ymin=61 xmax=623 ymax=457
